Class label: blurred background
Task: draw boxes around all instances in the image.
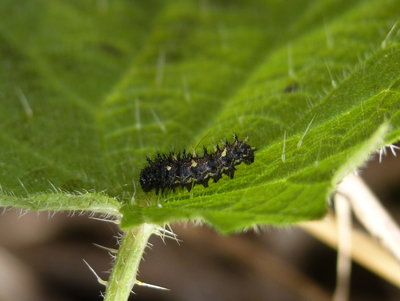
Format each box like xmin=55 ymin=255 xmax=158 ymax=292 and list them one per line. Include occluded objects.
xmin=0 ymin=150 xmax=399 ymax=301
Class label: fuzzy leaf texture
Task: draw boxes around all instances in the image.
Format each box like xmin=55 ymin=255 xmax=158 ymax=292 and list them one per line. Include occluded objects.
xmin=0 ymin=0 xmax=400 ymax=233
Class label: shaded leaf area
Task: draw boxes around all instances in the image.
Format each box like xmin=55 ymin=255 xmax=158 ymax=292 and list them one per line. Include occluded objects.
xmin=0 ymin=0 xmax=164 ymax=205
xmin=0 ymin=0 xmax=399 ymax=231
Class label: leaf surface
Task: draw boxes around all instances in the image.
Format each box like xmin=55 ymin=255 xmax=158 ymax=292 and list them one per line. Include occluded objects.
xmin=1 ymin=0 xmax=399 ymax=232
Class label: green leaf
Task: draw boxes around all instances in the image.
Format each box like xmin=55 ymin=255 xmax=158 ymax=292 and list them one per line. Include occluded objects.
xmin=1 ymin=0 xmax=400 ymax=232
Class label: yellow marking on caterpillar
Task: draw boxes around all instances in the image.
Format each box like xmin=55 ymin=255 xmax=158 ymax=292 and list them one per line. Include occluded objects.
xmin=221 ymin=148 xmax=227 ymax=157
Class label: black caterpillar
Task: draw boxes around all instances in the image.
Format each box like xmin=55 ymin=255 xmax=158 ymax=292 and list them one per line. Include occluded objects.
xmin=140 ymin=135 xmax=255 ymax=194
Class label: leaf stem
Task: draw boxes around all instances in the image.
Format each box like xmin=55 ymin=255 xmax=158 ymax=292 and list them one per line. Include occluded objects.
xmin=104 ymin=224 xmax=155 ymax=301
